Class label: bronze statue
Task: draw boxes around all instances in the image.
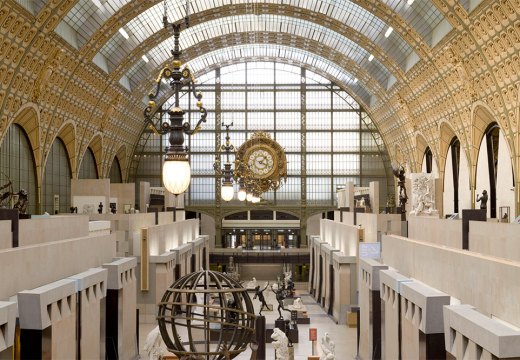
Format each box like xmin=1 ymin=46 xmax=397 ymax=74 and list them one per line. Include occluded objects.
xmin=253 ymin=282 xmax=269 ymax=316
xmin=13 ymin=189 xmax=28 ymax=214
xmin=0 ymin=180 xmax=12 ymax=207
xmin=271 ymin=284 xmax=288 ymax=320
xmin=392 ymin=165 xmax=408 ymax=213
xmin=476 ymin=190 xmax=488 ymax=210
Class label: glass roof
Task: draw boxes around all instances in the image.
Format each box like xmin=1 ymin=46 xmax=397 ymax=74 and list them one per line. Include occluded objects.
xmin=142 ymin=44 xmax=374 ymax=106
xmin=94 ymin=0 xmax=417 ymax=72
xmin=119 ymin=14 xmax=393 ymax=90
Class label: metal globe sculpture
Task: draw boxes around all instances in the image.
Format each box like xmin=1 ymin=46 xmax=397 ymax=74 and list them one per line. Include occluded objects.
xmin=158 ymin=270 xmax=256 ymax=359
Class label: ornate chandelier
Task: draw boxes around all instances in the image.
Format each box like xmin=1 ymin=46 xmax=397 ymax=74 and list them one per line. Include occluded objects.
xmin=143 ymin=0 xmax=207 ymax=195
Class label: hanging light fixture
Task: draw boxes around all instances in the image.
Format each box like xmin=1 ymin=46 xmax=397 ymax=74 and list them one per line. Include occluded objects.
xmin=237 ymin=178 xmax=247 ymax=201
xmin=215 ymin=122 xmax=236 ymax=201
xmin=143 ymin=0 xmax=207 ymax=195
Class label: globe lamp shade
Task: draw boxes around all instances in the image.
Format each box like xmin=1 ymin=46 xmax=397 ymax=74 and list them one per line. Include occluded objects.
xmin=163 ymin=159 xmax=191 ymax=195
xmin=221 ymin=184 xmax=234 ymax=201
xmin=238 ymin=188 xmax=247 ymax=201
xmin=246 ymin=193 xmax=253 ymax=202
xmin=252 ymin=196 xmax=260 ymax=203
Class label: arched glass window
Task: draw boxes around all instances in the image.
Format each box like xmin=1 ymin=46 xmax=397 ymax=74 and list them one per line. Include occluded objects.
xmin=42 ymin=138 xmax=72 ymax=214
xmin=485 ymin=124 xmax=500 ymax=218
xmin=0 ymin=124 xmax=37 ymax=214
xmin=423 ymin=147 xmax=433 ymax=174
xmin=79 ymin=147 xmax=98 ymax=179
xmin=109 ymin=156 xmax=123 ymax=183
xmin=449 ymin=138 xmax=461 ymax=213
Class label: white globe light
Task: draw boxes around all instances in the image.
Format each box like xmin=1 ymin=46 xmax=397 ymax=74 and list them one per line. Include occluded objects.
xmin=246 ymin=193 xmax=253 ymax=202
xmin=238 ymin=188 xmax=247 ymax=201
xmin=163 ymin=160 xmax=191 ymax=195
xmin=252 ymin=196 xmax=260 ymax=203
xmin=221 ymin=184 xmax=234 ymax=201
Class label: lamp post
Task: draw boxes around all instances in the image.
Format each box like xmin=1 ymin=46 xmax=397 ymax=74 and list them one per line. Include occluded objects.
xmin=216 ymin=123 xmax=235 ymax=201
xmin=143 ymin=1 xmax=207 ymax=195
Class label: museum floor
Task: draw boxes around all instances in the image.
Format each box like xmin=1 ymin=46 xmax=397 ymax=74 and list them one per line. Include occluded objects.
xmin=138 ymin=285 xmax=358 ymax=359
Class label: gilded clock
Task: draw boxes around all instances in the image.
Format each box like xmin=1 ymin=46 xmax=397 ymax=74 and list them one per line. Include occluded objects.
xmin=234 ymin=132 xmax=287 ymax=193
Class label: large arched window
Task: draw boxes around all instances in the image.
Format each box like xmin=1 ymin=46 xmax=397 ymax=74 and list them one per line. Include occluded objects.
xmin=449 ymin=138 xmax=461 ymax=213
xmin=422 ymin=147 xmax=433 ymax=174
xmin=42 ymin=138 xmax=72 ymax=214
xmin=109 ymin=156 xmax=123 ymax=183
xmin=0 ymin=124 xmax=37 ymax=214
xmin=476 ymin=122 xmax=515 ymax=219
xmin=131 ymin=62 xmax=392 ymax=210
xmin=79 ymin=147 xmax=98 ymax=179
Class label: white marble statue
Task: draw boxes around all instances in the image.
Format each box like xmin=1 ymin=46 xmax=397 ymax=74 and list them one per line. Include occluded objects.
xmin=247 ymin=277 xmax=257 ymax=288
xmin=143 ymin=326 xmax=167 ymax=360
xmin=271 ymin=327 xmax=289 ymax=360
xmin=293 ymin=298 xmax=303 ymax=309
xmin=320 ymin=332 xmax=335 ymax=360
xmin=284 ymin=271 xmax=292 ymax=288
xmin=409 ymin=173 xmax=438 ymax=216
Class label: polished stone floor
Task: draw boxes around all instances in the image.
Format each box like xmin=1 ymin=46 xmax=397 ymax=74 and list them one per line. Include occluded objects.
xmin=138 ymin=282 xmax=358 ymax=359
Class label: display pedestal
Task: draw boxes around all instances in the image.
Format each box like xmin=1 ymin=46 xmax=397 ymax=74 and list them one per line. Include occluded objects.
xmin=256 ymin=316 xmax=266 ymax=360
xmin=266 ymin=320 xmax=299 ymax=344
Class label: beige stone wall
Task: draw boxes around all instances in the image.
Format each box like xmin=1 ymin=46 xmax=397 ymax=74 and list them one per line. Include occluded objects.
xmin=139 ymin=219 xmax=199 ymax=256
xmin=109 ymin=183 xmax=135 ymax=212
xmin=469 ymin=221 xmax=520 ymax=261
xmin=19 ymin=215 xmax=89 ymax=246
xmin=382 ymin=234 xmax=520 ymax=328
xmin=0 ymin=234 xmax=115 ymax=299
xmin=408 ymin=216 xmax=462 ymax=248
xmin=0 ymin=221 xmax=12 ymax=249
xmin=356 ymin=213 xmax=402 ymax=243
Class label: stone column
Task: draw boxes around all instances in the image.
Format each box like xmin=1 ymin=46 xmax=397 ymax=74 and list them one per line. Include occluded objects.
xmin=332 ymin=253 xmax=357 ymax=324
xmin=444 ymin=304 xmax=520 ymax=359
xmin=18 ymin=279 xmax=77 ymax=359
xmin=400 ymin=281 xmax=449 ymax=359
xmin=358 ymin=258 xmax=388 ymax=360
xmin=68 ymin=268 xmax=108 ymax=360
xmin=379 ymin=269 xmax=412 ymax=360
xmin=0 ymin=301 xmax=16 ymax=358
xmin=103 ymin=257 xmax=138 ymax=360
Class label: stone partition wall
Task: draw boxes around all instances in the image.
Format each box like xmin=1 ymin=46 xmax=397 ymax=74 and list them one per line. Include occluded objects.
xmin=381 ymin=234 xmax=520 ymax=328
xmin=137 ymin=252 xmax=176 ymax=323
xmin=19 ymin=215 xmax=89 ymax=246
xmin=68 ymin=268 xmax=108 ymax=360
xmin=18 ymin=279 xmax=77 ymax=359
xmin=0 ymin=220 xmax=11 ymax=249
xmin=320 ymin=219 xmax=362 ymax=255
xmin=0 ymin=234 xmax=115 ymax=300
xmin=358 ymin=258 xmax=388 ymax=360
xmin=356 ymin=213 xmax=402 ymax=243
xmin=400 ymin=281 xmax=449 ymax=359
xmin=379 ymin=270 xmax=412 ymax=360
xmin=444 ymin=304 xmax=520 ymax=359
xmin=310 ymin=236 xmax=326 ymax=302
xmin=136 ymin=218 xmax=199 ymax=257
xmin=469 ymin=221 xmax=520 ymax=262
xmin=157 ymin=211 xmax=175 ymax=225
xmin=0 ymin=301 xmax=16 ymax=356
xmin=332 ymin=252 xmax=357 ymax=324
xmin=174 ymin=243 xmax=193 ymax=280
xmin=408 ymin=216 xmax=462 ymax=248
xmin=320 ymin=242 xmax=339 ymax=312
xmin=103 ymin=258 xmax=138 ymax=360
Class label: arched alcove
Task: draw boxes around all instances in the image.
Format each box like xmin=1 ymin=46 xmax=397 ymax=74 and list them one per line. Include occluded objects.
xmin=79 ymin=147 xmax=99 ymax=179
xmin=42 ymin=138 xmax=72 ymax=214
xmin=0 ymin=124 xmax=37 ymax=214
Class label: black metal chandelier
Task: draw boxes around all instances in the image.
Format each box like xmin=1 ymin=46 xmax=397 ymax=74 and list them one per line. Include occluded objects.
xmin=143 ymin=0 xmax=207 ymax=195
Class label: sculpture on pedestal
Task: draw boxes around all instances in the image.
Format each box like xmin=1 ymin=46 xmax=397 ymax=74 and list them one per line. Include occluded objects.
xmin=320 ymin=332 xmax=336 ymax=360
xmin=271 ymin=284 xmax=289 ymax=320
xmin=271 ymin=328 xmax=289 ymax=360
xmin=392 ymin=165 xmax=408 ymax=213
xmin=144 ymin=326 xmax=167 ymax=360
xmin=247 ymin=277 xmax=257 ymax=289
xmin=292 ymin=298 xmax=303 ymax=309
xmin=409 ymin=173 xmax=438 ymax=216
xmin=97 ymin=202 xmax=103 ymax=214
xmin=253 ymin=282 xmax=270 ymax=316
xmin=476 ymin=190 xmax=488 ymax=210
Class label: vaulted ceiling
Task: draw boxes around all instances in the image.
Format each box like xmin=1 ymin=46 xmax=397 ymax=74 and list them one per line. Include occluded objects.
xmin=1 ymin=0 xmax=519 ymax=183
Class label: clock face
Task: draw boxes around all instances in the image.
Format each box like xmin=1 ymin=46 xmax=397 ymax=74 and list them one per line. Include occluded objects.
xmin=246 ymin=147 xmax=276 ymax=178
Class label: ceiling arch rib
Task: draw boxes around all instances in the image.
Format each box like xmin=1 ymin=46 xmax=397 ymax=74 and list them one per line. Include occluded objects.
xmin=93 ymin=1 xmax=417 ymax=73
xmin=141 ymin=44 xmax=376 ymax=108
xmin=61 ymin=0 xmax=442 ymax=63
xmin=119 ymin=15 xmax=394 ymax=90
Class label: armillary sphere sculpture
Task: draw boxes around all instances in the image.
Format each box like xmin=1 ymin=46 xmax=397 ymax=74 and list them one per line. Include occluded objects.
xmin=157 ymin=270 xmax=256 ymax=359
